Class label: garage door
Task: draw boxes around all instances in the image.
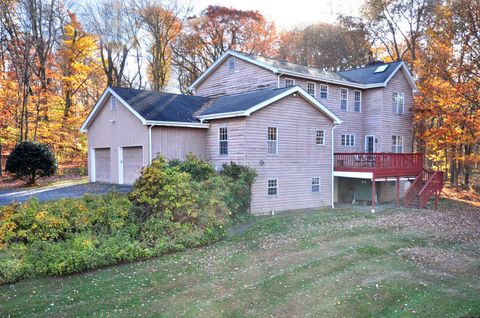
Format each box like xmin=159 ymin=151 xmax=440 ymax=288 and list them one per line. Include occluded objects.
xmin=94 ymin=148 xmax=111 ymax=183
xmin=122 ymin=146 xmax=143 ymax=184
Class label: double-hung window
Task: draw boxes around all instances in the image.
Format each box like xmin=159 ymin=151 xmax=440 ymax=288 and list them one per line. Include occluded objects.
xmin=391 ymin=135 xmax=403 ymax=153
xmin=267 ymin=126 xmax=278 ymax=155
xmin=285 ymin=78 xmax=295 ymax=87
xmin=320 ymin=84 xmax=328 ymax=99
xmin=307 ymin=82 xmax=316 ymax=96
xmin=340 ymin=88 xmax=348 ymax=111
xmin=392 ymin=92 xmax=405 ymax=114
xmin=219 ymin=127 xmax=228 ymax=155
xmin=311 ymin=177 xmax=320 ymax=193
xmin=354 ymin=90 xmax=361 ymax=112
xmin=315 ymin=130 xmax=325 ymax=145
xmin=341 ymin=134 xmax=355 ymax=147
xmin=267 ymin=179 xmax=278 ymax=196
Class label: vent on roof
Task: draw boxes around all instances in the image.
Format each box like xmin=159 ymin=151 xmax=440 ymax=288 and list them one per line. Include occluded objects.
xmin=374 ymin=64 xmax=389 ymax=73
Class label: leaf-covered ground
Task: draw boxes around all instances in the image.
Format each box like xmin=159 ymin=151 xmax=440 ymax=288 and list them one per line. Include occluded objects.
xmin=1 ymin=198 xmax=479 ymax=317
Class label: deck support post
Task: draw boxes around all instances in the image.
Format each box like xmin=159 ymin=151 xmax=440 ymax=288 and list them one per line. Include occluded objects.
xmin=396 ymin=176 xmax=400 ymax=208
xmin=371 ymin=176 xmax=375 ymax=213
xmin=434 ymin=191 xmax=439 ymax=209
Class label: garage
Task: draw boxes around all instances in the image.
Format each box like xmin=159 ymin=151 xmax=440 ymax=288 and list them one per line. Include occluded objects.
xmin=94 ymin=148 xmax=111 ymax=183
xmin=122 ymin=146 xmax=143 ymax=184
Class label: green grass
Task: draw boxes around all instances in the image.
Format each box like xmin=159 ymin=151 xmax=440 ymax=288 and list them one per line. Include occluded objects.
xmin=1 ymin=203 xmax=479 ymax=317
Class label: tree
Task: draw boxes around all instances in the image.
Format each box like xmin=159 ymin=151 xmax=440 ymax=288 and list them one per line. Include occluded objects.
xmin=136 ymin=0 xmax=185 ymax=91
xmin=172 ymin=5 xmax=278 ymax=93
xmin=277 ymin=18 xmax=371 ymax=71
xmin=6 ymin=141 xmax=57 ymax=184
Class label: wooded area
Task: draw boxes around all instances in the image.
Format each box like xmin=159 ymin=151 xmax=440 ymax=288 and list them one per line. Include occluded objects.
xmin=0 ymin=0 xmax=478 ymax=188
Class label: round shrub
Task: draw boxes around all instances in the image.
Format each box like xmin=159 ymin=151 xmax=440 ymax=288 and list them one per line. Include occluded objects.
xmin=5 ymin=141 xmax=57 ymax=185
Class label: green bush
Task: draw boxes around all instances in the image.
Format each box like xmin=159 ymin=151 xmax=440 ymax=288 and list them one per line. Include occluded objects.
xmin=5 ymin=141 xmax=57 ymax=184
xmin=0 ymin=156 xmax=256 ymax=284
xmin=221 ymin=162 xmax=257 ymax=215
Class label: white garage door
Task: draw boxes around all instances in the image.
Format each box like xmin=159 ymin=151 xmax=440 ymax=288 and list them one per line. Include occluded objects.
xmin=94 ymin=148 xmax=111 ymax=183
xmin=122 ymin=146 xmax=143 ymax=184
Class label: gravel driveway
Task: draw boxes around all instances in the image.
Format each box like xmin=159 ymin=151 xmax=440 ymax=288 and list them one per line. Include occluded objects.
xmin=0 ymin=183 xmax=132 ymax=206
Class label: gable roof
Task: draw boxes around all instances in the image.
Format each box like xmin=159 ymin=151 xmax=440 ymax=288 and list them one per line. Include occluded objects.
xmin=198 ymin=86 xmax=342 ymax=124
xmin=80 ymin=87 xmax=211 ymax=132
xmin=188 ymin=50 xmax=417 ymax=92
xmin=111 ymin=87 xmax=210 ymax=123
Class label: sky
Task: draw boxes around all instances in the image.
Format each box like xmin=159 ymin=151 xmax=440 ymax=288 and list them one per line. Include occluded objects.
xmin=191 ymin=0 xmax=365 ymax=29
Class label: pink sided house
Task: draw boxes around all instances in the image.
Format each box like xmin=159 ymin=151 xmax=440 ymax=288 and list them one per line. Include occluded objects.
xmin=81 ymin=50 xmax=443 ymax=214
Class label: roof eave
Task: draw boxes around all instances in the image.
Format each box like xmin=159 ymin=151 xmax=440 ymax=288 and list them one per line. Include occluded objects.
xmin=144 ymin=120 xmax=210 ymax=128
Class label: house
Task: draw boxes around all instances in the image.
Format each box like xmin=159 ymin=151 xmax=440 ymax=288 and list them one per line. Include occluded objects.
xmin=81 ymin=50 xmax=443 ymax=214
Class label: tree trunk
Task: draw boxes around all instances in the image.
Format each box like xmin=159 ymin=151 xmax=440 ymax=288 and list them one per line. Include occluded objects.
xmin=0 ymin=141 xmax=2 ymax=177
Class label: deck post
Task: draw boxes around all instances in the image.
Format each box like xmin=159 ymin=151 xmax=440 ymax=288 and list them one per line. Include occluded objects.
xmin=435 ymin=190 xmax=439 ymax=209
xmin=371 ymin=176 xmax=375 ymax=213
xmin=396 ymin=176 xmax=400 ymax=207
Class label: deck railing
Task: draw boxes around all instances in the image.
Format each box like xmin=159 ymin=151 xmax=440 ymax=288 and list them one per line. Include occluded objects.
xmin=334 ymin=153 xmax=424 ymax=177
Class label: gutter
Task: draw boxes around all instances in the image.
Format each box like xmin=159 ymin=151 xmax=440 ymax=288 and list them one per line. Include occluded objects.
xmin=148 ymin=124 xmax=154 ymax=164
xmin=276 ymin=71 xmax=285 ymax=88
xmin=331 ymin=124 xmax=338 ymax=208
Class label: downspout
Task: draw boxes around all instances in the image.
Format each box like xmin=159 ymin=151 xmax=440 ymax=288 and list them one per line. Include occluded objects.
xmin=331 ymin=124 xmax=338 ymax=208
xmin=277 ymin=71 xmax=285 ymax=88
xmin=148 ymin=124 xmax=154 ymax=164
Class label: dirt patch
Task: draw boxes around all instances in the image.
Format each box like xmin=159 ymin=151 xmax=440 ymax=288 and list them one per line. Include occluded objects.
xmin=398 ymin=247 xmax=479 ymax=276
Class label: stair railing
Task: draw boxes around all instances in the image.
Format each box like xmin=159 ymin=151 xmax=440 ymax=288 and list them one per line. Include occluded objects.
xmin=418 ymin=171 xmax=444 ymax=208
xmin=404 ymin=169 xmax=433 ymax=207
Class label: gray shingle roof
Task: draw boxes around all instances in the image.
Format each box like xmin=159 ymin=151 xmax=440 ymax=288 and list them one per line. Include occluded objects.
xmin=337 ymin=61 xmax=403 ymax=85
xmin=232 ymin=50 xmax=404 ymax=86
xmin=199 ymin=87 xmax=293 ymax=116
xmin=111 ymin=87 xmax=210 ymax=123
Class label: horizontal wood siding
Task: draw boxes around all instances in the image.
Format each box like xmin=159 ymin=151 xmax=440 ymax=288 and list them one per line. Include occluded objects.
xmin=245 ymin=95 xmax=334 ymax=214
xmin=195 ymin=58 xmax=278 ymax=97
xmin=151 ymin=127 xmax=206 ymax=161
xmin=380 ymin=70 xmax=414 ymax=153
xmin=205 ymin=117 xmax=247 ymax=168
xmin=87 ymin=96 xmax=148 ymax=183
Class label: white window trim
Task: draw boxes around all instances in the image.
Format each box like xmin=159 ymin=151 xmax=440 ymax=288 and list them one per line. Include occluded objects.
xmin=391 ymin=135 xmax=403 ymax=153
xmin=311 ymin=177 xmax=320 ymax=193
xmin=218 ymin=126 xmax=228 ymax=156
xmin=354 ymin=90 xmax=362 ymax=112
xmin=228 ymin=56 xmax=236 ymax=71
xmin=284 ymin=78 xmax=295 ymax=87
xmin=267 ymin=178 xmax=279 ymax=196
xmin=307 ymin=81 xmax=316 ymax=97
xmin=340 ymin=88 xmax=348 ymax=111
xmin=365 ymin=135 xmax=375 ymax=153
xmin=267 ymin=126 xmax=278 ymax=155
xmin=315 ymin=129 xmax=326 ymax=146
xmin=341 ymin=134 xmax=356 ymax=147
xmin=393 ymin=92 xmax=405 ymax=114
xmin=320 ymin=84 xmax=329 ymax=99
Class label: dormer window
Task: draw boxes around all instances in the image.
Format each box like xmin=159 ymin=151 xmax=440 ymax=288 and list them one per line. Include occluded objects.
xmin=110 ymin=97 xmax=117 ymax=111
xmin=228 ymin=57 xmax=236 ymax=71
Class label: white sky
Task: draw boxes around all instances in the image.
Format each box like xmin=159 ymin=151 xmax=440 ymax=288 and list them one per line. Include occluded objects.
xmin=191 ymin=0 xmax=365 ymax=29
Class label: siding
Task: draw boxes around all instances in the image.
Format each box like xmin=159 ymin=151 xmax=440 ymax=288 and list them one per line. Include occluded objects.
xmin=87 ymin=96 xmax=149 ymax=183
xmin=205 ymin=95 xmax=334 ymax=215
xmin=151 ymin=127 xmax=206 ymax=160
xmin=195 ymin=58 xmax=278 ymax=97
xmin=379 ymin=70 xmax=414 ymax=153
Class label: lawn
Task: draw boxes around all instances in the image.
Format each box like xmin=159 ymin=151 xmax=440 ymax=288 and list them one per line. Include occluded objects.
xmin=1 ymin=200 xmax=479 ymax=317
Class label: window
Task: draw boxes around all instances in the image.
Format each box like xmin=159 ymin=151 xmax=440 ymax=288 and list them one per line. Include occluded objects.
xmin=354 ymin=90 xmax=361 ymax=112
xmin=267 ymin=179 xmax=278 ymax=196
xmin=320 ymin=84 xmax=328 ymax=99
xmin=392 ymin=92 xmax=405 ymax=114
xmin=307 ymin=82 xmax=316 ymax=96
xmin=228 ymin=56 xmax=235 ymax=71
xmin=285 ymin=78 xmax=295 ymax=87
xmin=341 ymin=134 xmax=355 ymax=147
xmin=315 ymin=130 xmax=325 ymax=145
xmin=219 ymin=127 xmax=228 ymax=155
xmin=110 ymin=97 xmax=117 ymax=111
xmin=340 ymin=88 xmax=348 ymax=111
xmin=311 ymin=177 xmax=320 ymax=193
xmin=391 ymin=135 xmax=403 ymax=153
xmin=267 ymin=127 xmax=278 ymax=155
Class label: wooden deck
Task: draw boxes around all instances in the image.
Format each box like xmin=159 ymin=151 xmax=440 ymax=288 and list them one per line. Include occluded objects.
xmin=334 ymin=153 xmax=424 ymax=178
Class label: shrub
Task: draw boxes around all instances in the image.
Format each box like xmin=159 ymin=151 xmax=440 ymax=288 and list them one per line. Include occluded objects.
xmin=221 ymin=162 xmax=257 ymax=215
xmin=5 ymin=141 xmax=57 ymax=184
xmin=169 ymin=153 xmax=214 ymax=181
